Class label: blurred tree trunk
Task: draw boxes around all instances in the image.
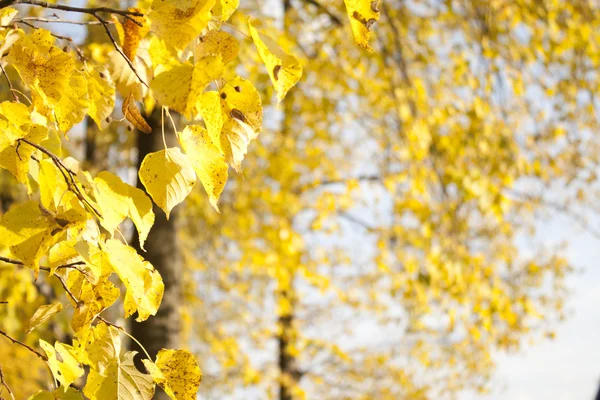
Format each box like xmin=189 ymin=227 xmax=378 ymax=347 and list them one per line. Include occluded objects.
xmin=277 ymin=3 xmax=302 ymax=399
xmin=129 ymin=108 xmax=182 ymax=400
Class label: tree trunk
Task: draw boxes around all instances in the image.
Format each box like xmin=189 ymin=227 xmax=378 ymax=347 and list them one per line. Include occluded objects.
xmin=129 ymin=109 xmax=182 ymax=400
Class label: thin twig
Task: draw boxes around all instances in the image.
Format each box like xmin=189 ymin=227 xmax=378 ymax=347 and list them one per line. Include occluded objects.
xmin=0 ymin=330 xmax=48 ymax=361
xmin=300 ymin=0 xmax=342 ymax=25
xmin=94 ymin=13 xmax=148 ymax=88
xmin=5 ymin=0 xmax=143 ymax=23
xmin=14 ymin=16 xmax=109 ymax=25
xmin=0 ymin=365 xmax=15 ymax=400
xmin=0 ymin=64 xmax=18 ymax=102
xmin=16 ymin=138 xmax=103 ymax=218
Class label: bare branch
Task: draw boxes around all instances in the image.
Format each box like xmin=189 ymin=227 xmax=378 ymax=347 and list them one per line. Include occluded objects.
xmin=0 ymin=330 xmax=48 ymax=361
xmin=300 ymin=0 xmax=342 ymax=26
xmin=5 ymin=0 xmax=143 ymax=22
xmin=94 ymin=13 xmax=149 ymax=88
xmin=15 ymin=16 xmax=109 ymax=25
xmin=0 ymin=365 xmax=15 ymax=400
xmin=0 ymin=64 xmax=18 ymax=102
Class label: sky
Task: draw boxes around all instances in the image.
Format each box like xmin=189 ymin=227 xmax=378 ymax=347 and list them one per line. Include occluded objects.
xmin=472 ymin=212 xmax=600 ymax=400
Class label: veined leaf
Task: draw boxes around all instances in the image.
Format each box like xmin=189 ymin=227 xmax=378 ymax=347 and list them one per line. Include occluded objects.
xmin=178 ymin=125 xmax=228 ymax=212
xmin=102 ymin=239 xmax=164 ymax=321
xmin=28 ymin=387 xmax=84 ymax=400
xmin=150 ymin=0 xmax=215 ymax=51
xmin=139 ymin=148 xmax=196 ymax=218
xmin=142 ymin=349 xmax=202 ymax=400
xmin=123 ymin=92 xmax=151 ymax=133
xmin=83 ymin=351 xmax=155 ymax=400
xmin=39 ymin=339 xmax=84 ymax=390
xmin=27 ymin=302 xmax=63 ymax=333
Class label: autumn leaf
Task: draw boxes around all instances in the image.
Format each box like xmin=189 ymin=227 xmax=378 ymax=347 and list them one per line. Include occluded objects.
xmin=343 ymin=0 xmax=380 ymax=51
xmin=73 ymin=321 xmax=121 ymax=373
xmin=40 ymin=339 xmax=84 ymax=390
xmin=195 ymin=30 xmax=240 ymax=65
xmin=102 ymin=239 xmax=164 ymax=321
xmin=178 ymin=125 xmax=228 ymax=212
xmin=93 ymin=171 xmax=155 ymax=250
xmin=139 ymin=148 xmax=196 ymax=218
xmin=28 ymin=387 xmax=84 ymax=400
xmin=211 ymin=0 xmax=239 ymax=24
xmin=67 ymin=272 xmax=120 ymax=334
xmin=142 ymin=349 xmax=202 ymax=400
xmin=122 ymin=92 xmax=152 ymax=133
xmin=27 ymin=302 xmax=63 ymax=333
xmin=150 ymin=0 xmax=216 ymax=51
xmin=122 ymin=7 xmax=150 ymax=60
xmin=0 ymin=101 xmax=48 ymax=182
xmin=86 ymin=65 xmax=116 ymax=129
xmin=248 ymin=19 xmax=303 ymax=102
xmin=150 ymin=56 xmax=224 ymax=118
xmin=83 ymin=351 xmax=155 ymax=400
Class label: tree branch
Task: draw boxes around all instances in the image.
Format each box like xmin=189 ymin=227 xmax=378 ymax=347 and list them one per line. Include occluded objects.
xmin=94 ymin=13 xmax=149 ymax=88
xmin=5 ymin=0 xmax=143 ymax=22
xmin=300 ymin=0 xmax=342 ymax=26
xmin=0 ymin=365 xmax=15 ymax=400
xmin=0 ymin=64 xmax=18 ymax=102
xmin=0 ymin=330 xmax=48 ymax=361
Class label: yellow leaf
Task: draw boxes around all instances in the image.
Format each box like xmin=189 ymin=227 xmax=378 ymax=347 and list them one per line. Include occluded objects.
xmin=93 ymin=171 xmax=155 ymax=249
xmin=102 ymin=239 xmax=164 ymax=321
xmin=83 ymin=351 xmax=154 ymax=400
xmin=38 ymin=159 xmax=72 ymax=213
xmin=197 ymin=91 xmax=224 ymax=152
xmin=122 ymin=8 xmax=150 ymax=60
xmin=150 ymin=0 xmax=216 ymax=51
xmin=211 ymin=0 xmax=238 ymax=23
xmin=219 ymin=77 xmax=262 ymax=171
xmin=86 ymin=65 xmax=116 ymax=129
xmin=7 ymin=29 xmax=74 ymax=106
xmin=150 ymin=56 xmax=224 ymax=118
xmin=178 ymin=125 xmax=228 ymax=211
xmin=248 ymin=19 xmax=302 ymax=102
xmin=139 ymin=147 xmax=196 ymax=218
xmin=73 ymin=321 xmax=121 ymax=373
xmin=122 ymin=92 xmax=152 ymax=133
xmin=142 ymin=349 xmax=202 ymax=400
xmin=28 ymin=387 xmax=84 ymax=400
xmin=196 ymin=30 xmax=239 ymax=65
xmin=0 ymin=7 xmax=18 ymax=25
xmin=67 ymin=272 xmax=120 ymax=334
xmin=0 ymin=101 xmax=48 ymax=182
xmin=27 ymin=302 xmax=63 ymax=333
xmin=48 ymin=240 xmax=79 ymax=274
xmin=53 ymin=73 xmax=89 ymax=133
xmin=343 ymin=0 xmax=380 ymax=51
xmin=0 ymin=201 xmax=86 ymax=273
xmin=109 ymin=50 xmax=150 ymax=100
xmin=39 ymin=339 xmax=84 ymax=390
